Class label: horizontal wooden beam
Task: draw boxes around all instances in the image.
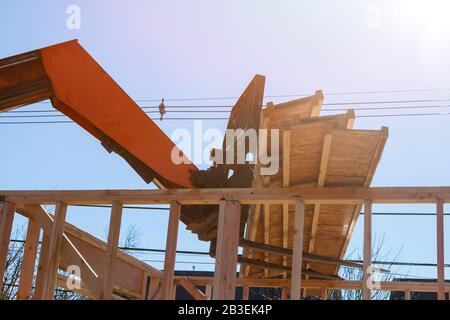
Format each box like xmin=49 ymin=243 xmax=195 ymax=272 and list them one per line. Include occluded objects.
xmin=3 ymin=186 xmax=450 ymax=205
xmin=174 ymin=276 xmax=450 ymax=293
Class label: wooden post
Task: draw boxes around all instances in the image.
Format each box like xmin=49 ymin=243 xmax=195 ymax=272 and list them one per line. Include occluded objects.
xmin=321 ymin=287 xmax=328 ymax=300
xmin=0 ymin=201 xmax=15 ymax=290
xmin=141 ymin=273 xmax=149 ymax=299
xmin=33 ymin=234 xmax=50 ymax=300
xmin=281 ymin=286 xmax=288 ymax=300
xmin=362 ymin=200 xmax=372 ymax=300
xmin=205 ymin=285 xmax=212 ymax=300
xmin=282 ymin=204 xmax=289 ymax=272
xmin=17 ymin=219 xmax=41 ymax=300
xmin=291 ymin=199 xmax=305 ymax=300
xmin=42 ymin=202 xmax=68 ymax=300
xmin=436 ymin=199 xmax=445 ymax=300
xmin=242 ymin=286 xmax=249 ymax=300
xmin=101 ymin=200 xmax=123 ymax=299
xmin=172 ymin=284 xmax=177 ymax=299
xmin=404 ymin=289 xmax=411 ymax=300
xmin=149 ymin=277 xmax=160 ymax=300
xmin=213 ymin=200 xmax=241 ymax=300
xmin=160 ymin=201 xmax=181 ymax=300
xmin=282 ymin=130 xmax=291 ymax=277
xmin=264 ymin=204 xmax=270 ymax=278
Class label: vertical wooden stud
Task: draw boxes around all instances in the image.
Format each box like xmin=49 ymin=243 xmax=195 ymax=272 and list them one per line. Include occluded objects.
xmin=282 ymin=130 xmax=291 ymax=277
xmin=320 ymin=287 xmax=328 ymax=300
xmin=160 ymin=201 xmax=181 ymax=300
xmin=404 ymin=289 xmax=411 ymax=301
xmin=436 ymin=199 xmax=445 ymax=300
xmin=362 ymin=200 xmax=372 ymax=300
xmin=213 ymin=200 xmax=241 ymax=300
xmin=172 ymin=284 xmax=177 ymax=300
xmin=43 ymin=202 xmax=68 ymax=300
xmin=281 ymin=286 xmax=288 ymax=300
xmin=205 ymin=285 xmax=212 ymax=300
xmin=264 ymin=204 xmax=270 ymax=278
xmin=101 ymin=200 xmax=123 ymax=299
xmin=242 ymin=286 xmax=249 ymax=300
xmin=33 ymin=234 xmax=50 ymax=300
xmin=0 ymin=201 xmax=15 ymax=290
xmin=149 ymin=277 xmax=160 ymax=300
xmin=17 ymin=219 xmax=40 ymax=300
xmin=291 ymin=199 xmax=305 ymax=300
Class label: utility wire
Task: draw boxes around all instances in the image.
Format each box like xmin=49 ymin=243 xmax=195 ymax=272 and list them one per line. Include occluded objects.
xmin=359 ymin=212 xmax=450 ymax=216
xmin=70 ymin=203 xmax=450 ymax=216
xmin=349 ymin=260 xmax=450 ymax=268
xmin=141 ymin=259 xmax=214 ymax=265
xmin=8 ymin=239 xmax=450 ymax=268
xmin=30 ymin=88 xmax=450 ymax=103
xmin=73 ymin=204 xmax=170 ymax=211
xmin=3 ymin=111 xmax=450 ymax=124
xmin=6 ymin=97 xmax=450 ymax=113
xmin=4 ymin=100 xmax=450 ymax=123
xmin=4 ymin=103 xmax=450 ymax=117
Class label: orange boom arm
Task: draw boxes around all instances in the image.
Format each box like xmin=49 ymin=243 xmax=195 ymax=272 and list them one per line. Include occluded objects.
xmin=0 ymin=40 xmax=196 ymax=188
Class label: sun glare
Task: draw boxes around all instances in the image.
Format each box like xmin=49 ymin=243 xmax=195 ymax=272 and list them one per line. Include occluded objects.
xmin=402 ymin=0 xmax=450 ymax=36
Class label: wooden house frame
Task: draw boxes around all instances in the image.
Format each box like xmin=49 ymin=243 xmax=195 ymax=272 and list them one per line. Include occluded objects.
xmin=0 ymin=186 xmax=447 ymax=300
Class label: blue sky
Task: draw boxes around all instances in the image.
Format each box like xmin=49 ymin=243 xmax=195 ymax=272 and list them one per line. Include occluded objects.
xmin=1 ymin=0 xmax=449 ymax=278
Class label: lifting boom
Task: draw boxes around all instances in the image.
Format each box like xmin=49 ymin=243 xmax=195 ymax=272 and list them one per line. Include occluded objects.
xmin=0 ymin=39 xmax=266 ymax=242
xmin=0 ymin=40 xmax=197 ymax=188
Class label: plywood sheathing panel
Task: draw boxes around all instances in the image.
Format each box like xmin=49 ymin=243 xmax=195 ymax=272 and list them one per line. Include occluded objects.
xmin=263 ymin=90 xmax=324 ymax=130
xmin=245 ymin=91 xmax=387 ymax=282
xmin=265 ymin=111 xmax=355 ymax=188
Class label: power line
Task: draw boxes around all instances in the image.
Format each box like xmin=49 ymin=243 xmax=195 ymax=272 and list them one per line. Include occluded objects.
xmin=71 ymin=203 xmax=450 ymax=216
xmin=73 ymin=204 xmax=170 ymax=211
xmin=358 ymin=112 xmax=450 ymax=118
xmin=3 ymin=111 xmax=450 ymax=124
xmin=141 ymin=259 xmax=214 ymax=265
xmin=322 ymin=104 xmax=450 ymax=112
xmin=8 ymin=239 xmax=208 ymax=255
xmin=360 ymin=212 xmax=450 ymax=216
xmin=30 ymin=88 xmax=450 ymax=103
xmin=4 ymin=104 xmax=450 ymax=118
xmin=4 ymin=99 xmax=450 ymax=123
xmin=0 ymin=119 xmax=227 ymax=124
xmin=8 ymin=239 xmax=450 ymax=269
xmin=323 ymin=98 xmax=450 ymax=106
xmin=349 ymin=260 xmax=450 ymax=268
xmin=6 ymin=97 xmax=450 ymax=114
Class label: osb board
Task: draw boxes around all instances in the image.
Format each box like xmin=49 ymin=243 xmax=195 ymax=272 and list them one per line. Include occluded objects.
xmin=325 ymin=130 xmax=384 ymax=187
xmin=284 ymin=114 xmax=351 ymax=186
xmin=246 ymin=104 xmax=388 ymax=280
xmin=266 ymin=112 xmax=354 ymax=187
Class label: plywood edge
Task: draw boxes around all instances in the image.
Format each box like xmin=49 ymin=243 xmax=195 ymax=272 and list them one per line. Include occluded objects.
xmin=288 ymin=111 xmax=353 ymax=129
xmin=263 ymin=90 xmax=324 ymax=119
